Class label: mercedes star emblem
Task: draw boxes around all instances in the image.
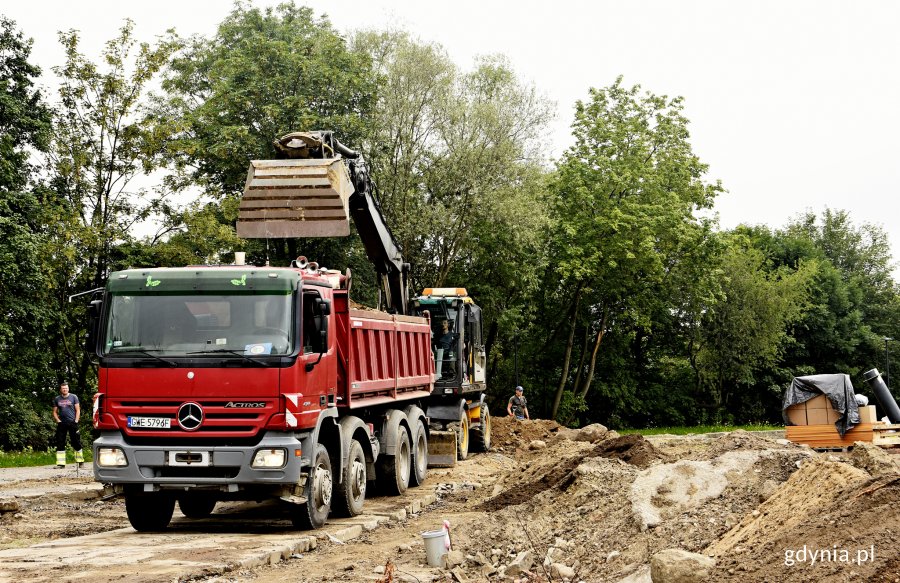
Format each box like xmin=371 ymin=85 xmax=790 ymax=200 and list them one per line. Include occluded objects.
xmin=177 ymin=402 xmax=203 ymax=431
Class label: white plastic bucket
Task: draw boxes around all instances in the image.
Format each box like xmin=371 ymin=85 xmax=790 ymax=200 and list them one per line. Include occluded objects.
xmin=422 ymin=529 xmax=448 ymax=567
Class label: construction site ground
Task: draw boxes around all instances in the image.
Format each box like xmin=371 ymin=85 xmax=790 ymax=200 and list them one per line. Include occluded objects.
xmin=2 ymin=419 xmax=900 ymax=583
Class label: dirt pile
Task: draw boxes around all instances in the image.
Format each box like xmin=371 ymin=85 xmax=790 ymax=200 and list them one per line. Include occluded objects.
xmin=490 ymin=417 xmax=562 ymax=452
xmin=593 ymin=433 xmax=672 ymax=469
xmin=707 ymin=457 xmax=900 ymax=582
xmin=436 ymin=431 xmax=813 ymax=582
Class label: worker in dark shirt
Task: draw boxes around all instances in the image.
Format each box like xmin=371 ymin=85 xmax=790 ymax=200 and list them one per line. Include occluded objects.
xmin=507 ymin=385 xmax=529 ymax=420
xmin=52 ymin=382 xmax=84 ymax=468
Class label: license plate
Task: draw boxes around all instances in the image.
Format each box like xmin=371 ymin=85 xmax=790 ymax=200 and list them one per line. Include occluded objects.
xmin=127 ymin=416 xmax=171 ymax=429
xmin=168 ymin=450 xmax=211 ymax=466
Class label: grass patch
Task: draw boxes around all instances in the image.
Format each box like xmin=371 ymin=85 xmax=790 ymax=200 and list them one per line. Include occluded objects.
xmin=619 ymin=424 xmax=782 ymax=436
xmin=0 ymin=448 xmax=93 ymax=468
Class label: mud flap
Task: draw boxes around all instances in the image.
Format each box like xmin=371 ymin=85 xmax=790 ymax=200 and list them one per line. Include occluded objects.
xmin=427 ymin=430 xmax=458 ymax=468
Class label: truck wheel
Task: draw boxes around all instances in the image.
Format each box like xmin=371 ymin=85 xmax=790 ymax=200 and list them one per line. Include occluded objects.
xmin=178 ymin=493 xmax=216 ymax=518
xmin=291 ymin=443 xmax=332 ymax=529
xmin=378 ymin=426 xmax=411 ymax=495
xmin=125 ymin=492 xmax=175 ymax=532
xmin=409 ymin=418 xmax=428 ymax=487
xmin=333 ymin=440 xmax=366 ymax=517
xmin=457 ymin=409 xmax=470 ymax=460
xmin=472 ymin=403 xmax=492 ymax=452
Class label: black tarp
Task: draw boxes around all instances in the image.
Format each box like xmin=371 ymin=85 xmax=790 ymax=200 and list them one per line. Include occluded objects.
xmin=782 ymin=374 xmax=861 ymax=436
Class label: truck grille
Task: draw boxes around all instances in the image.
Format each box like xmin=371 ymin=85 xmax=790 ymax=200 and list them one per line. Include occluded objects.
xmin=111 ymin=399 xmax=276 ymax=438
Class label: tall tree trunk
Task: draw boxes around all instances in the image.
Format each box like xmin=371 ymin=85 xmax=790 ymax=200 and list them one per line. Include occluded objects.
xmin=550 ymin=286 xmax=583 ymax=420
xmin=570 ymin=325 xmax=590 ymax=397
xmin=484 ymin=320 xmax=499 ymax=384
xmin=577 ymin=308 xmax=609 ymax=400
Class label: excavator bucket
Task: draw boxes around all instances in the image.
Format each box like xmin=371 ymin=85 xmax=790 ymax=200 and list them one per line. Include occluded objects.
xmin=427 ymin=430 xmax=458 ymax=468
xmin=237 ymin=157 xmax=353 ymax=239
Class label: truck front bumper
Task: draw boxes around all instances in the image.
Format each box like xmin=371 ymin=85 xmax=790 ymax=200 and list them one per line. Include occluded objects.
xmin=93 ymin=431 xmax=312 ymax=492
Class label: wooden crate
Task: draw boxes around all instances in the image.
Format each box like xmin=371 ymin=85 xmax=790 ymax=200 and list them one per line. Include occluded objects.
xmin=785 ymin=423 xmax=875 ymax=448
xmin=872 ymin=424 xmax=900 ymax=447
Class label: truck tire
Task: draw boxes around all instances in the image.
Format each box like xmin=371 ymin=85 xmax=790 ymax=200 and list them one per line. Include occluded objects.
xmin=378 ymin=426 xmax=411 ymax=495
xmin=409 ymin=418 xmax=428 ymax=487
xmin=125 ymin=492 xmax=175 ymax=532
xmin=332 ymin=439 xmax=366 ymax=517
xmin=472 ymin=403 xmax=492 ymax=452
xmin=457 ymin=409 xmax=470 ymax=460
xmin=291 ymin=443 xmax=332 ymax=529
xmin=178 ymin=493 xmax=217 ymax=518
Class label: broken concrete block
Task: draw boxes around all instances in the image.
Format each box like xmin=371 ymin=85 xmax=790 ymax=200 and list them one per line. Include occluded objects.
xmin=444 ymin=549 xmax=466 ymax=569
xmin=550 ymin=562 xmax=576 ymax=579
xmin=650 ymin=548 xmax=715 ymax=583
xmin=505 ymin=550 xmax=533 ymax=576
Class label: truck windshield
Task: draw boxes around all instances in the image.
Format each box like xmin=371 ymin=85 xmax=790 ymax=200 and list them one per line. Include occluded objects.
xmin=102 ymin=293 xmax=294 ymax=356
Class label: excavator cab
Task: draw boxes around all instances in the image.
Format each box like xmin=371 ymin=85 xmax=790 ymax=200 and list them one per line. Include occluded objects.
xmin=412 ymin=288 xmax=486 ymax=393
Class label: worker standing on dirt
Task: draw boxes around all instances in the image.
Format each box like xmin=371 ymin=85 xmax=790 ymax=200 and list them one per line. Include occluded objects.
xmin=507 ymin=386 xmax=530 ymax=420
xmin=52 ymin=382 xmax=84 ymax=468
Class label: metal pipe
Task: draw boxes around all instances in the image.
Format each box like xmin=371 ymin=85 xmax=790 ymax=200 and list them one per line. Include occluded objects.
xmin=863 ymin=368 xmax=900 ymax=424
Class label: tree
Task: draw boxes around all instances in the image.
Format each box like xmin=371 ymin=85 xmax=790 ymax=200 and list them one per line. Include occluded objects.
xmin=0 ymin=17 xmax=56 ymax=448
xmin=694 ymin=234 xmax=814 ymax=418
xmin=547 ymin=77 xmax=723 ymax=419
xmin=0 ymin=16 xmax=52 ymax=191
xmin=46 ymin=20 xmax=178 ymax=390
xmin=354 ymin=31 xmax=553 ymax=380
xmin=156 ymin=2 xmax=376 ymax=199
xmin=148 ymin=2 xmax=379 ymax=288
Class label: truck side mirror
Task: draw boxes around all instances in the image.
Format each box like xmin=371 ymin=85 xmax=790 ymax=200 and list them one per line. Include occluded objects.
xmin=317 ymin=298 xmax=331 ymax=315
xmin=84 ymin=299 xmax=103 ymax=354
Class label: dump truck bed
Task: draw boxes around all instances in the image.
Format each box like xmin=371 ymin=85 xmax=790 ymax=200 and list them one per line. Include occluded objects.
xmin=332 ymin=292 xmax=434 ymax=409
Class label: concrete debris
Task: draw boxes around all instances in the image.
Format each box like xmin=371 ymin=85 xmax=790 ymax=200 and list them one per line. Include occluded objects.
xmin=528 ymin=439 xmax=547 ymax=450
xmin=649 ymin=549 xmax=715 ymax=583
xmin=505 ymin=550 xmax=533 ymax=576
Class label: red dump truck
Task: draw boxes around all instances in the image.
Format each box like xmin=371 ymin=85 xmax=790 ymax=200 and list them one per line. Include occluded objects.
xmin=89 ymin=131 xmax=490 ymax=531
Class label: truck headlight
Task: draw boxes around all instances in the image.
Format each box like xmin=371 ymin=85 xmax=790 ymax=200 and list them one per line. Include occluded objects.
xmin=252 ymin=448 xmax=286 ymax=468
xmin=97 ymin=447 xmax=127 ymax=467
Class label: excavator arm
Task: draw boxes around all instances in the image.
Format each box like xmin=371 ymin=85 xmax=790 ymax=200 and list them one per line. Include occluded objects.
xmin=237 ymin=131 xmax=410 ymax=314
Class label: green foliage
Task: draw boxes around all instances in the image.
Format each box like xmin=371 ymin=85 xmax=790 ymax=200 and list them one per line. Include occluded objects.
xmin=695 ymin=234 xmax=815 ymax=409
xmin=0 ymin=17 xmax=58 ymax=451
xmin=0 ymin=16 xmax=52 ymax=191
xmin=544 ymin=77 xmax=723 ymax=419
xmin=5 ymin=8 xmax=900 ymax=450
xmin=157 ymin=2 xmax=376 ymax=198
xmin=0 ymin=446 xmax=94 ymax=468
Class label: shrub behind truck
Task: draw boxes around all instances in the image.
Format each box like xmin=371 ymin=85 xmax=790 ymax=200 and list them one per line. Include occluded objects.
xmin=91 ymin=263 xmax=435 ymax=530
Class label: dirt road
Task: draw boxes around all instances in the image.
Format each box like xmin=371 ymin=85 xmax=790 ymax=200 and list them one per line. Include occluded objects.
xmin=2 ymin=421 xmax=899 ymax=582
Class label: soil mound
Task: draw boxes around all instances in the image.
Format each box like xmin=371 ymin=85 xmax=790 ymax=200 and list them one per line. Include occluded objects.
xmin=478 ymin=438 xmax=596 ymax=512
xmin=703 ymin=429 xmax=792 ymax=457
xmin=593 ymin=433 xmax=671 ymax=468
xmin=707 ymin=459 xmax=900 ymax=582
xmin=707 ymin=457 xmax=870 ymax=557
xmin=490 ymin=416 xmax=561 ymax=452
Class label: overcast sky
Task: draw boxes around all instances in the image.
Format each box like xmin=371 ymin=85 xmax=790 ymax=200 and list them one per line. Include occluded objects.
xmin=6 ymin=1 xmax=900 ymax=265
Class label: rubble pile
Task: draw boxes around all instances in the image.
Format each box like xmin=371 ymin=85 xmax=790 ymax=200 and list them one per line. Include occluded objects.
xmin=335 ymin=422 xmax=900 ymax=582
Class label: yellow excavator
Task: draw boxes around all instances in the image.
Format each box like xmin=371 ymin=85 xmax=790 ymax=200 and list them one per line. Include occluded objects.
xmin=237 ymin=131 xmax=491 ymax=467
